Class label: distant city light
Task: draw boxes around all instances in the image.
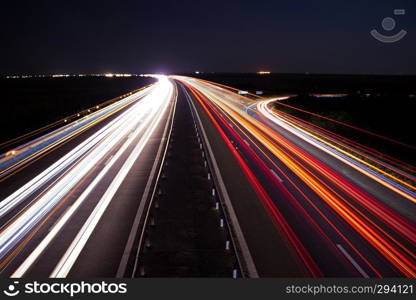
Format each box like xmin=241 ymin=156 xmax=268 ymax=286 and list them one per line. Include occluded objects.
xmin=4 ymin=73 xmax=138 ymax=79
xmin=311 ymin=93 xmax=348 ymax=98
xmin=257 ymin=71 xmax=271 ymax=75
xmin=116 ymin=74 xmax=132 ymax=77
xmin=52 ymin=74 xmax=70 ymax=78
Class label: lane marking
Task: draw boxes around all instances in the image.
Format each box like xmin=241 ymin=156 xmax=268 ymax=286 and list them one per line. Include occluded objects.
xmin=337 ymin=243 xmax=369 ymax=278
xmin=270 ymin=169 xmax=284 ymax=182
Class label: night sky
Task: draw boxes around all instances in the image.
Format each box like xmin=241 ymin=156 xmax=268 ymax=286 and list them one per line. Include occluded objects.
xmin=1 ymin=0 xmax=415 ymax=75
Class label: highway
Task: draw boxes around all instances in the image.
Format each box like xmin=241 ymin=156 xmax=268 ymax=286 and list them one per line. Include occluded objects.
xmin=174 ymin=76 xmax=416 ymax=277
xmin=0 ymin=76 xmax=176 ymax=277
xmin=0 ymin=74 xmax=414 ymax=278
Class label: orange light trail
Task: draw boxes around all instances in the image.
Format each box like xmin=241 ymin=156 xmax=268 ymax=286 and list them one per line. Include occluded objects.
xmin=175 ymin=76 xmax=416 ymax=277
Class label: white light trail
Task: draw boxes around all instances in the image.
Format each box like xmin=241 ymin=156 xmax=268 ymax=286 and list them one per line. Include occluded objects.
xmin=0 ymin=77 xmax=173 ymax=269
xmin=50 ymin=77 xmax=173 ymax=277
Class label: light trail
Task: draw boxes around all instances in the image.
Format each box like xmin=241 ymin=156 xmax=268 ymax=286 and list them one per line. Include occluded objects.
xmin=175 ymin=76 xmax=416 ymax=277
xmin=49 ymin=77 xmax=173 ymax=278
xmin=0 ymin=76 xmax=174 ymax=276
xmin=0 ymin=86 xmax=150 ymax=152
xmin=0 ymin=86 xmax=153 ymax=181
xmin=0 ymin=91 xmax=149 ymax=219
xmin=192 ymin=77 xmax=416 ymax=175
xmin=269 ymin=108 xmax=416 ymax=180
xmin=257 ymin=100 xmax=416 ymax=202
xmin=1 ymin=73 xmax=414 ymax=277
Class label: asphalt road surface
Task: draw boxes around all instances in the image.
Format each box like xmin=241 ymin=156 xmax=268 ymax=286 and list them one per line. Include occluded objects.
xmin=174 ymin=76 xmax=415 ymax=278
xmin=0 ymin=75 xmax=414 ymax=278
xmin=0 ymin=76 xmax=176 ymax=277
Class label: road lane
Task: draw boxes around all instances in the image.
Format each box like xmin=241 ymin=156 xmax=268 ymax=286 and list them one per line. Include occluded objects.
xmin=0 ymin=76 xmax=176 ymax=277
xmin=177 ymin=81 xmax=308 ymax=277
xmin=1 ymin=73 xmax=414 ymax=278
xmin=175 ymin=76 xmax=415 ymax=277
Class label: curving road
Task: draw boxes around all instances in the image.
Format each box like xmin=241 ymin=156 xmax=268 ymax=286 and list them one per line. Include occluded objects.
xmin=0 ymin=74 xmax=414 ymax=278
xmin=175 ymin=76 xmax=416 ymax=278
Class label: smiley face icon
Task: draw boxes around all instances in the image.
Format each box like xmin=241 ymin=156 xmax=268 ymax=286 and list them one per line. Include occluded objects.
xmin=371 ymin=9 xmax=407 ymax=43
xmin=3 ymin=282 xmax=20 ymax=297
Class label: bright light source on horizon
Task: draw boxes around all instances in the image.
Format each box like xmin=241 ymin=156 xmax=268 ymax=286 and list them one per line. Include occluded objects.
xmin=257 ymin=71 xmax=271 ymax=75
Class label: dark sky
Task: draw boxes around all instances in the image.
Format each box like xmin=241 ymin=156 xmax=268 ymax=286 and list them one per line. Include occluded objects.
xmin=1 ymin=0 xmax=415 ymax=75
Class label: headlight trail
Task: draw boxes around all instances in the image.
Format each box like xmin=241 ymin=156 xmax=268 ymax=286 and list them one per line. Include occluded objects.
xmin=264 ymin=106 xmax=416 ymax=182
xmin=1 ymin=73 xmax=414 ymax=278
xmin=0 ymin=91 xmax=149 ymax=219
xmin=174 ymin=76 xmax=416 ymax=277
xmin=257 ymin=100 xmax=416 ymax=199
xmin=49 ymin=77 xmax=173 ymax=278
xmin=0 ymin=86 xmax=153 ymax=181
xmin=0 ymin=77 xmax=174 ymax=275
xmin=193 ymin=78 xmax=416 ymax=177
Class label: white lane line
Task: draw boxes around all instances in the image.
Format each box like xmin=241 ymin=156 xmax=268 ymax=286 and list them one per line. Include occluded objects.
xmin=116 ymin=82 xmax=177 ymax=278
xmin=336 ymin=243 xmax=369 ymax=278
xmin=270 ymin=169 xmax=284 ymax=182
xmin=183 ymin=85 xmax=259 ymax=278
